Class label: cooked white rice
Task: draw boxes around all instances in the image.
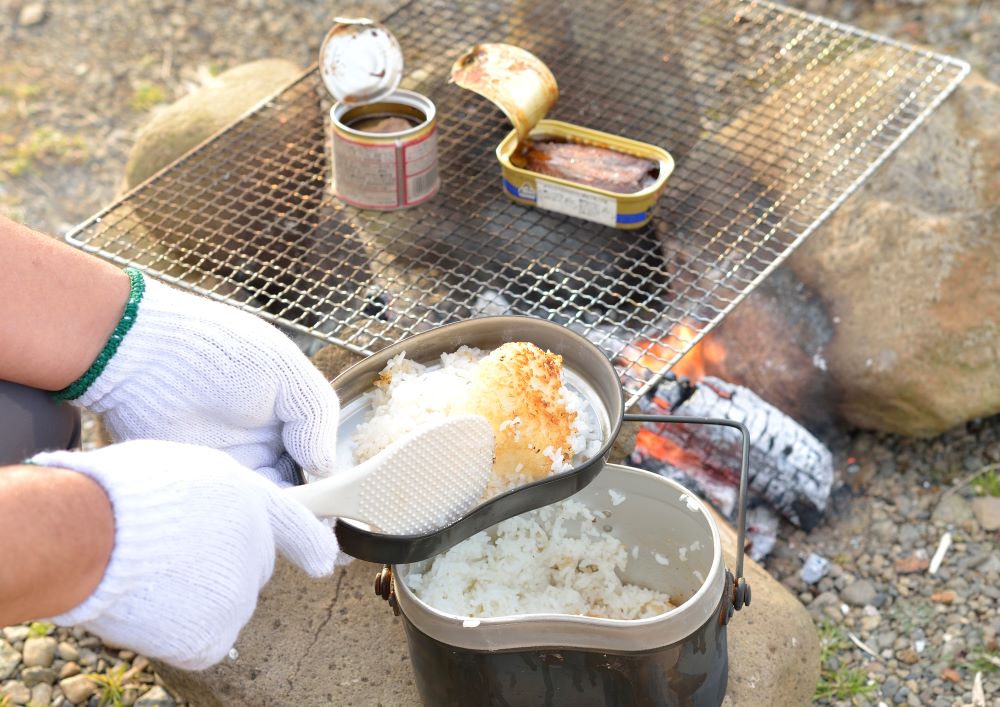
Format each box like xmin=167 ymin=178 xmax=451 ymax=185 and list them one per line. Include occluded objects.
xmin=406 ymin=499 xmax=674 ymax=619
xmin=350 ymin=345 xmax=602 ymax=497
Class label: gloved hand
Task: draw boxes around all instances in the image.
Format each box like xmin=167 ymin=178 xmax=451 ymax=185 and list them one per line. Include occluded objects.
xmin=54 ymin=270 xmax=340 ymax=486
xmin=31 ymin=440 xmax=343 ymax=670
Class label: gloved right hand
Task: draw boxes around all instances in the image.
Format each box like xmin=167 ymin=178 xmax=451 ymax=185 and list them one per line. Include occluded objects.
xmin=31 ymin=440 xmax=343 ymax=670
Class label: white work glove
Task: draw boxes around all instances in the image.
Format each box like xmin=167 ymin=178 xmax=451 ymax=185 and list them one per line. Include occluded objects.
xmin=31 ymin=440 xmax=343 ymax=670
xmin=56 ymin=269 xmax=340 ymax=486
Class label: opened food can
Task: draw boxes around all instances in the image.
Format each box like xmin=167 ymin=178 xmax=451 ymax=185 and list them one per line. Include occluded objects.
xmin=451 ymin=43 xmax=673 ymax=229
xmin=320 ymin=19 xmax=440 ymax=210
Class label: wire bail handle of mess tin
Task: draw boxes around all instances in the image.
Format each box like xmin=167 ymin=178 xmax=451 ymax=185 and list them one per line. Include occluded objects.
xmin=621 ymin=414 xmax=752 ymax=625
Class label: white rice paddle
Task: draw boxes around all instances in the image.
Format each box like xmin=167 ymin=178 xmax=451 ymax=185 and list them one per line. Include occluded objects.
xmin=285 ymin=415 xmax=495 ymax=535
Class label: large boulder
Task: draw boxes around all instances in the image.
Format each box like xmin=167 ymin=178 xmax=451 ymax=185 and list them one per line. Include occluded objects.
xmin=699 ymin=66 xmax=999 ymax=437
xmin=123 ymin=59 xmax=304 ymax=189
xmin=787 ymin=71 xmax=999 ymax=436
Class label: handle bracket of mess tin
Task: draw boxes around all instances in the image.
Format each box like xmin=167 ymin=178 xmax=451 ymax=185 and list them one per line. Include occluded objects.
xmin=622 ymin=414 xmax=752 ymax=620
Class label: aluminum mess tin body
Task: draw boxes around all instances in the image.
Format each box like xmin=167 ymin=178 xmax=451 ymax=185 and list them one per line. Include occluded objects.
xmin=392 ymin=464 xmax=731 ymax=707
xmin=496 ymin=120 xmax=674 ymax=230
xmin=312 ymin=316 xmax=624 ymax=564
xmin=330 ymin=89 xmax=440 ymax=210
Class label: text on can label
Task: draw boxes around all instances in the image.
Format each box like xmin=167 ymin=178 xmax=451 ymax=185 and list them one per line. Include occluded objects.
xmin=536 ymin=180 xmax=618 ymax=228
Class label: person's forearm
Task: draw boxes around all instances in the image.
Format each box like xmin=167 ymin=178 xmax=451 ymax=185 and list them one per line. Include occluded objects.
xmin=0 ymin=464 xmax=114 ymax=625
xmin=0 ymin=214 xmax=130 ymax=390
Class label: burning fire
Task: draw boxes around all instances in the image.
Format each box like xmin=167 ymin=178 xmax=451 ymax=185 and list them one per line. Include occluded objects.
xmin=619 ymin=322 xmax=727 ymax=383
xmin=626 ymin=322 xmax=729 ymax=479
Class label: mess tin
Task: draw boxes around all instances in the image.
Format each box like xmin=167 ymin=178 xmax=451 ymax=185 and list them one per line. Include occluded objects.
xmin=379 ymin=460 xmax=752 ymax=707
xmin=451 ymin=43 xmax=674 ymax=229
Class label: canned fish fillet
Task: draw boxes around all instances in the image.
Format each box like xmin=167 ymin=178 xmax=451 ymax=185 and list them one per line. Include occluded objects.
xmin=330 ymin=90 xmax=440 ymax=210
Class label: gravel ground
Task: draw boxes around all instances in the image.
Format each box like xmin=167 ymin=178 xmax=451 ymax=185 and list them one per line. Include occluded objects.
xmin=1 ymin=1 xmax=997 ymax=706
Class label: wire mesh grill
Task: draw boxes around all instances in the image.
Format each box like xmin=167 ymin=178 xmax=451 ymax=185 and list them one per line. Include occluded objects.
xmin=67 ymin=0 xmax=967 ymax=408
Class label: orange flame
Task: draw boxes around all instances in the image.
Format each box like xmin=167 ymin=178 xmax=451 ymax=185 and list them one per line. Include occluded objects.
xmin=627 ymin=322 xmax=727 ymax=383
xmin=635 ymin=427 xmax=705 ymax=469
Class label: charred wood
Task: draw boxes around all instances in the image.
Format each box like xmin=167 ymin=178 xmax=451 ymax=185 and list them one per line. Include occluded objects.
xmin=630 ymin=376 xmax=833 ymax=531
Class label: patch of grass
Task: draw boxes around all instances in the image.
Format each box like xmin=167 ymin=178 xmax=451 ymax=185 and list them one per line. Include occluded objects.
xmin=0 ymin=127 xmax=88 ymax=177
xmin=815 ymin=619 xmax=877 ymax=702
xmin=0 ymin=692 xmax=12 ymax=707
xmin=971 ymin=465 xmax=1000 ymax=497
xmin=965 ymin=648 xmax=1000 ymax=674
xmin=27 ymin=621 xmax=54 ymax=638
xmin=0 ymin=82 xmax=42 ymax=100
xmin=88 ymin=664 xmax=130 ymax=707
xmin=130 ymin=81 xmax=167 ymax=111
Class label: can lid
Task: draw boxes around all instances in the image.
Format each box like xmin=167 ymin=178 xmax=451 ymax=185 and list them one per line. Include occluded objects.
xmin=450 ymin=43 xmax=559 ymax=141
xmin=319 ymin=18 xmax=404 ymax=105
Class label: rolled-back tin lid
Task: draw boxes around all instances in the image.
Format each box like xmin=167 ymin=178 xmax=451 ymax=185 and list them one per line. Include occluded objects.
xmin=450 ymin=43 xmax=558 ymax=141
xmin=319 ymin=18 xmax=404 ymax=104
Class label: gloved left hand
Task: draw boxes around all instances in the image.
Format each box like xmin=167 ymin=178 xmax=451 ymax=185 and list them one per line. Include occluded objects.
xmin=54 ymin=270 xmax=340 ymax=486
xmin=31 ymin=440 xmax=344 ymax=670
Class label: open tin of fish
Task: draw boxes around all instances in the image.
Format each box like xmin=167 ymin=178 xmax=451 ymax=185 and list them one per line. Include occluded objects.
xmin=451 ymin=43 xmax=674 ymax=229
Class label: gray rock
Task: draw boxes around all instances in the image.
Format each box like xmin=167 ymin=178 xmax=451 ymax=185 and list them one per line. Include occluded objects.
xmin=0 ymin=680 xmax=30 ymax=704
xmin=57 ymin=641 xmax=79 ymax=663
xmin=21 ymin=666 xmax=55 ymax=687
xmin=123 ymin=59 xmax=304 ymax=191
xmin=30 ymin=682 xmax=53 ymax=705
xmin=58 ymin=661 xmax=80 ymax=679
xmin=782 ymin=71 xmax=1000 ymax=435
xmin=898 ymin=523 xmax=921 ymax=547
xmin=1 ymin=627 xmax=29 ymax=645
xmin=18 ymin=2 xmax=46 ymax=27
xmin=871 ymin=519 xmax=898 ymax=543
xmin=77 ymin=648 xmax=98 ymax=667
xmin=0 ymin=640 xmax=19 ymax=681
xmin=59 ymin=673 xmax=96 ymax=705
xmin=941 ymin=636 xmax=967 ymax=659
xmin=800 ymin=552 xmax=831 ymax=584
xmin=932 ymin=494 xmax=976 ymax=526
xmin=841 ymin=578 xmax=878 ymax=607
xmin=134 ymin=686 xmax=177 ymax=707
xmin=970 ymin=496 xmax=1000 ymax=530
xmin=22 ymin=636 xmax=57 ymax=668
xmin=976 ymin=553 xmax=1000 ymax=574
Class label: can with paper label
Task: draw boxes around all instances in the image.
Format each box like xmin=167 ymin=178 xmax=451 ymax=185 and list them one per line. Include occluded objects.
xmin=320 ymin=19 xmax=440 ymax=210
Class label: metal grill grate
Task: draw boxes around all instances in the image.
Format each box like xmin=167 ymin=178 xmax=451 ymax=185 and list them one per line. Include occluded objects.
xmin=67 ymin=0 xmax=968 ymax=408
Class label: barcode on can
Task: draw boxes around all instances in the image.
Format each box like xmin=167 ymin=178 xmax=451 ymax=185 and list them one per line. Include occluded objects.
xmin=403 ymin=130 xmax=438 ymax=205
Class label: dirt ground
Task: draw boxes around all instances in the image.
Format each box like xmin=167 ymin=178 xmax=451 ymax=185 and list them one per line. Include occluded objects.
xmin=2 ymin=2 xmax=997 ymax=706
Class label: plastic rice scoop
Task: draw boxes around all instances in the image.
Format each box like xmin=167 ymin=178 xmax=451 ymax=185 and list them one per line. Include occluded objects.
xmin=284 ymin=415 xmax=495 ymax=535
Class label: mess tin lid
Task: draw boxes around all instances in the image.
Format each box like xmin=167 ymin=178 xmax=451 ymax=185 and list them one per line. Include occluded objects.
xmin=319 ymin=18 xmax=403 ymax=104
xmin=450 ymin=43 xmax=558 ymax=142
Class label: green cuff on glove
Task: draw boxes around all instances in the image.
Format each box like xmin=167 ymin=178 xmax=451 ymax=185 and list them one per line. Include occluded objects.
xmin=52 ymin=267 xmax=146 ymax=402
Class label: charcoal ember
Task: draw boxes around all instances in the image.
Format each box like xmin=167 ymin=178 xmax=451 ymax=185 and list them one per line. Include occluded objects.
xmin=511 ymin=139 xmax=659 ymax=194
xmin=630 ymin=376 xmax=834 ymax=530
